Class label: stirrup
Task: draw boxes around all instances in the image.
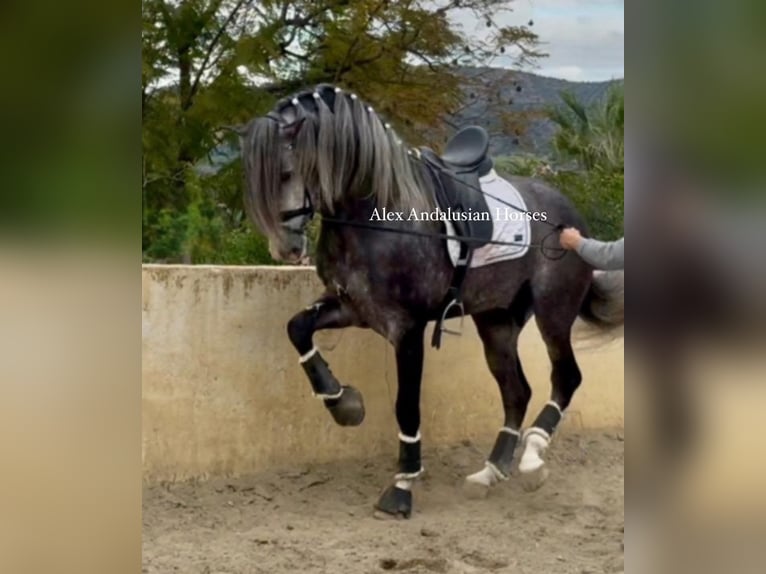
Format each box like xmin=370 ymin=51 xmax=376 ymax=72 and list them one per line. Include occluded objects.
xmin=439 ymin=298 xmax=465 ymax=337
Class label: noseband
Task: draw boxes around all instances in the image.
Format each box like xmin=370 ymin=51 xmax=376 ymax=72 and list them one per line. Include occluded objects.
xmin=279 ymin=190 xmax=314 ymax=224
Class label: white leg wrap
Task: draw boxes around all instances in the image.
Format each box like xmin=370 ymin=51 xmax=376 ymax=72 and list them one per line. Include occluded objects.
xmin=465 ymin=426 xmax=519 ymax=487
xmin=299 ymin=346 xmax=318 ymax=363
xmin=398 ymin=431 xmax=421 ymax=443
xmin=395 ymin=468 xmax=424 ymax=481
xmin=524 ymin=427 xmax=551 ymax=442
xmin=313 ymin=388 xmax=344 ymax=400
xmin=466 ymin=461 xmax=507 ymax=487
xmin=394 ymin=430 xmax=423 ymax=483
xmin=519 ymin=428 xmax=550 ymax=474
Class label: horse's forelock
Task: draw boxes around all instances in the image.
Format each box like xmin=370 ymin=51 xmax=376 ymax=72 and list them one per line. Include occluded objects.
xmin=243 ymin=116 xmax=283 ymax=240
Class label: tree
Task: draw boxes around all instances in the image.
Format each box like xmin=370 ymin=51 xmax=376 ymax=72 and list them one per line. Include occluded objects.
xmin=142 ymin=0 xmax=543 ymax=262
xmin=549 ymin=83 xmax=624 ymax=172
xmin=545 ymin=85 xmax=624 ymax=240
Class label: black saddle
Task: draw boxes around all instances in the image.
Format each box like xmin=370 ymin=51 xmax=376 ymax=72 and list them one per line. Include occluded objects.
xmin=442 ymin=124 xmax=492 ymax=168
xmin=420 ymin=126 xmax=493 ymax=246
xmin=419 ymin=126 xmax=495 ymax=349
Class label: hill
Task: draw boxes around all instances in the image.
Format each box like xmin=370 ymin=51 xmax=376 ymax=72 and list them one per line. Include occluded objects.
xmin=449 ymin=67 xmax=622 ymax=158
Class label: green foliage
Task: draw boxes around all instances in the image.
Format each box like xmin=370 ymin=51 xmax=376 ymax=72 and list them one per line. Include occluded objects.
xmin=548 ymin=169 xmax=624 ymax=240
xmin=541 ymin=85 xmax=624 ymax=239
xmin=143 ymin=168 xmax=273 ymax=264
xmin=549 ymin=84 xmax=624 ymax=172
xmin=494 ymin=154 xmax=553 ymax=178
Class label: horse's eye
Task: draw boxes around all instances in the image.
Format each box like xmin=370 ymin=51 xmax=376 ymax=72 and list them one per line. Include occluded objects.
xmin=281 ymin=172 xmax=291 ymax=183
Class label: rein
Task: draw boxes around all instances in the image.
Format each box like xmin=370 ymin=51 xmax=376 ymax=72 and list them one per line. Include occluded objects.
xmin=304 ymin=157 xmax=568 ymax=260
xmin=320 ymin=215 xmax=566 ymax=259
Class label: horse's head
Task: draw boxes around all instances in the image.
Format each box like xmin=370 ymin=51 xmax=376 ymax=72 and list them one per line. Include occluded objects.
xmin=240 ymin=84 xmax=431 ymax=263
xmin=240 ymin=103 xmax=314 ymax=264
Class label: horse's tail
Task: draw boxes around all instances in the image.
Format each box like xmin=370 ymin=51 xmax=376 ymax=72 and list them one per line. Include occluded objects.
xmin=577 ymin=271 xmax=624 ymax=340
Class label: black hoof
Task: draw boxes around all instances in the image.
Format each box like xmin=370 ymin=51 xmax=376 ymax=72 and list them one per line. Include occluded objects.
xmin=325 ymin=385 xmax=365 ymax=426
xmin=374 ymin=485 xmax=412 ymax=519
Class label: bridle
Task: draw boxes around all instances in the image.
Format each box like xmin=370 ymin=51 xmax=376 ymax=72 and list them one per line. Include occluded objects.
xmin=277 ymin=190 xmax=313 ymax=262
xmin=279 ymin=190 xmax=314 ymax=224
xmin=266 ymin=108 xmax=315 ymax=241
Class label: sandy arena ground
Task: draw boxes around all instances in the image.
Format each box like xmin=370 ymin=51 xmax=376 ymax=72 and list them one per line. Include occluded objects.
xmin=143 ymin=431 xmax=624 ymax=574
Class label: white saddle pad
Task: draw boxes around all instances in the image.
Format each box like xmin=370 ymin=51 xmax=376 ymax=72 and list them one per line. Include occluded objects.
xmin=445 ymin=170 xmax=531 ymax=268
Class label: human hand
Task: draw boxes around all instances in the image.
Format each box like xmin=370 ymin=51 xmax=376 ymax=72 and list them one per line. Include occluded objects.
xmin=559 ymin=227 xmax=583 ymax=250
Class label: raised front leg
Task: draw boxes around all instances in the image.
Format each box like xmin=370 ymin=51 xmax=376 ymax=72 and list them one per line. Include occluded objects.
xmin=374 ymin=324 xmax=426 ymax=519
xmin=287 ymin=294 xmax=365 ymax=426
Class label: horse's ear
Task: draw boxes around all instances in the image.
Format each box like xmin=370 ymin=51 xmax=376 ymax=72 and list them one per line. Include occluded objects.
xmin=281 ymin=117 xmax=306 ymax=139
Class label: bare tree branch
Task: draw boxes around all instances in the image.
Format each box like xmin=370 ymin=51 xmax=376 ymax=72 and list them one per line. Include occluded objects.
xmin=191 ymin=0 xmax=254 ymax=98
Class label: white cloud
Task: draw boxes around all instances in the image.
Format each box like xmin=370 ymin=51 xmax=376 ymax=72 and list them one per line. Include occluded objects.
xmin=452 ymin=0 xmax=624 ymax=82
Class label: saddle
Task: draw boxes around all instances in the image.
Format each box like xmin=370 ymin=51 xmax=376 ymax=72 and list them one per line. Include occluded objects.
xmin=420 ymin=126 xmax=493 ymax=245
xmin=420 ymin=126 xmax=494 ymax=349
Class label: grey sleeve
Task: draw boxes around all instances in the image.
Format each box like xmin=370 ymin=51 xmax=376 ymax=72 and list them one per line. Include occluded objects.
xmin=576 ymin=237 xmax=624 ymax=270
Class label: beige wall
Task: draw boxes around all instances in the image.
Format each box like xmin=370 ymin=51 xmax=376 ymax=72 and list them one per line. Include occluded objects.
xmin=142 ymin=265 xmax=623 ymax=482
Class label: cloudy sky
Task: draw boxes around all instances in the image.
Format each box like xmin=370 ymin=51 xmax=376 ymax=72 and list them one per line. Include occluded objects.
xmin=454 ymin=0 xmax=624 ymax=82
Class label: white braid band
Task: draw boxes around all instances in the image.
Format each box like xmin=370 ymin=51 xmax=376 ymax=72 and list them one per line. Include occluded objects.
xmin=499 ymin=427 xmax=520 ymax=436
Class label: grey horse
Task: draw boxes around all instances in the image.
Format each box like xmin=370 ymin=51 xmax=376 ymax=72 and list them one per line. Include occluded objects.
xmin=239 ymin=84 xmax=624 ymax=518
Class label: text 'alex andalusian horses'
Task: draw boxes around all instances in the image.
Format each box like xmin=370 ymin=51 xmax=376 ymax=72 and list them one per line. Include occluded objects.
xmin=239 ymin=84 xmax=623 ymax=518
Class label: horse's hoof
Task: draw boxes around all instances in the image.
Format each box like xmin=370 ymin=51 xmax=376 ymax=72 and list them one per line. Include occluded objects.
xmin=325 ymin=385 xmax=365 ymax=426
xmin=520 ymin=464 xmax=550 ymax=492
xmin=374 ymin=485 xmax=412 ymax=519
